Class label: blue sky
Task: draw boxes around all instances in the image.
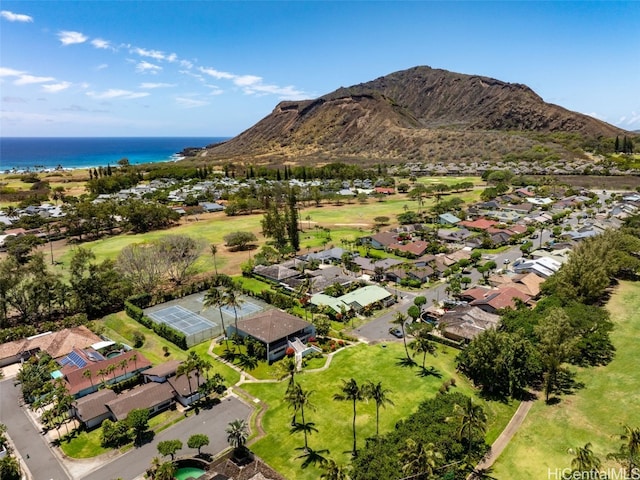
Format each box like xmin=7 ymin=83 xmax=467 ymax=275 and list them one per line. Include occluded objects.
xmin=1 ymin=1 xmax=639 ymax=137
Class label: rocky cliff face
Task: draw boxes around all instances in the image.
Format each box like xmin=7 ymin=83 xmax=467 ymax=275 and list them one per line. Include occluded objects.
xmin=202 ymin=66 xmax=624 ymax=164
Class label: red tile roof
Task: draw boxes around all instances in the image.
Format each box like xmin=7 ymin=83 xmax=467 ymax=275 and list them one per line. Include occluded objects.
xmin=459 ymin=218 xmax=498 ymax=230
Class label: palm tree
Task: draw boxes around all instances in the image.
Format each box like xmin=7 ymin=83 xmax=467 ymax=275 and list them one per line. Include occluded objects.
xmin=226 ymin=418 xmax=249 ymax=452
xmin=333 ymin=378 xmax=366 ymax=457
xmin=608 ymin=425 xmax=640 ymax=474
xmin=154 ymin=460 xmax=176 ymax=480
xmin=399 ymin=438 xmax=443 ymax=477
xmin=321 ymin=459 xmax=351 ymax=480
xmin=176 ymin=353 xmax=200 ymax=400
xmin=203 ymin=287 xmax=230 ymax=349
xmin=210 ymin=243 xmax=219 ymax=276
xmin=365 ymin=381 xmax=394 ymax=437
xmin=276 ymin=356 xmax=298 ymax=392
xmin=392 ymin=312 xmax=411 ymax=361
xmin=296 ymin=446 xmax=329 ymax=469
xmin=119 ymin=358 xmax=129 ymax=379
xmin=97 ymin=368 xmax=107 ymax=387
xmin=288 ymin=383 xmax=316 ymax=451
xmin=82 ymin=369 xmax=94 ymax=391
xmin=409 ymin=325 xmax=436 ymax=372
xmin=130 ymin=353 xmax=138 ymax=372
xmin=224 ymin=286 xmax=243 ymax=336
xmin=106 ymin=363 xmax=117 ymax=384
xmin=568 ymin=442 xmax=601 ymax=474
xmin=450 ymin=397 xmax=487 ymax=454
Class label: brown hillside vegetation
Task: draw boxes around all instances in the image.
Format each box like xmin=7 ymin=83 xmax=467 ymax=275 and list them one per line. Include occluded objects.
xmin=199 ymin=66 xmax=625 ymax=167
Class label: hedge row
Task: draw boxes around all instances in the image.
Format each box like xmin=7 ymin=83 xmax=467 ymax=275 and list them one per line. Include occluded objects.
xmin=426 ymin=332 xmax=465 ymax=350
xmin=124 ymin=299 xmax=187 ymax=350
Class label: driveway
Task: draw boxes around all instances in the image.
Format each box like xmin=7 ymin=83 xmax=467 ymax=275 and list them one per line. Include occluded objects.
xmin=81 ymin=395 xmax=252 ymax=480
xmin=0 ymin=376 xmax=253 ymax=480
xmin=0 ymin=377 xmax=71 ymax=480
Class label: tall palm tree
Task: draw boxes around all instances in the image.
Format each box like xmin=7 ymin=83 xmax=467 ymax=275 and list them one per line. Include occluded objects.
xmin=333 ymin=378 xmax=366 ymax=457
xmin=224 ymin=286 xmax=243 ymax=336
xmin=119 ymin=358 xmax=129 ymax=379
xmin=450 ymin=397 xmax=487 ymax=454
xmin=409 ymin=325 xmax=436 ymax=372
xmin=226 ymin=418 xmax=249 ymax=453
xmin=276 ymin=356 xmax=298 ymax=391
xmin=97 ymin=368 xmax=107 ymax=387
xmin=210 ymin=243 xmax=219 ymax=276
xmin=176 ymin=353 xmax=199 ymax=400
xmin=106 ymin=363 xmax=117 ymax=384
xmin=399 ymin=438 xmax=443 ymax=477
xmin=82 ymin=369 xmax=94 ymax=390
xmin=203 ymin=287 xmax=230 ymax=349
xmin=288 ymin=383 xmax=316 ymax=451
xmin=392 ymin=312 xmax=411 ymax=361
xmin=568 ymin=442 xmax=601 ymax=474
xmin=365 ymin=381 xmax=394 ymax=437
xmin=130 ymin=353 xmax=138 ymax=372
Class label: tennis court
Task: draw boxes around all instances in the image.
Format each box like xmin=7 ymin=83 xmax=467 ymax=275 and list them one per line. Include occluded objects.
xmin=148 ymin=305 xmax=217 ymax=347
xmin=144 ymin=292 xmax=269 ymax=347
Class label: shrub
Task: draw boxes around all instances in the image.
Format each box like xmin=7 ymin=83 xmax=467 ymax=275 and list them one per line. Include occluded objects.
xmin=132 ymin=331 xmax=145 ymax=348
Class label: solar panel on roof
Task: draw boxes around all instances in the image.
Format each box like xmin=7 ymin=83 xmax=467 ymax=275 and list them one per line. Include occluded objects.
xmin=59 ymin=357 xmax=72 ymax=367
xmin=68 ymin=351 xmax=87 ymax=368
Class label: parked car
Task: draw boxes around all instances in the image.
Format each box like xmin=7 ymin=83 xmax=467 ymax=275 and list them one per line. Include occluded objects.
xmin=389 ymin=327 xmax=404 ymax=338
xmin=503 ymin=258 xmax=511 ymax=264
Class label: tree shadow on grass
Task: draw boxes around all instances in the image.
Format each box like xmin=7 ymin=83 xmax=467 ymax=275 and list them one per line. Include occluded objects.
xmin=296 ymin=446 xmax=330 ymax=469
xmin=396 ymin=356 xmax=417 ymax=368
xmin=416 ymin=366 xmax=442 ymax=378
xmin=554 ymin=369 xmax=586 ymax=396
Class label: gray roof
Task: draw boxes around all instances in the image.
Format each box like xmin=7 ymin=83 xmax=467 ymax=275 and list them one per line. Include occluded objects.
xmin=74 ymin=389 xmax=117 ymax=422
xmin=106 ymin=382 xmax=174 ymax=420
xmin=235 ymin=310 xmax=312 ymax=344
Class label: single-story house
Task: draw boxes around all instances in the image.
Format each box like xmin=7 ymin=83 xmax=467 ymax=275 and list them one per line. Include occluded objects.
xmin=337 ymin=285 xmax=395 ymax=312
xmin=469 ymin=286 xmax=532 ymax=314
xmin=438 ymin=306 xmax=500 ymax=342
xmin=352 ymin=256 xmax=403 ymax=275
xmin=303 ymin=247 xmax=346 ymax=264
xmin=253 ymin=264 xmax=300 ymax=283
xmin=199 ymin=202 xmax=225 ymax=212
xmin=439 ymin=213 xmax=462 ymax=226
xmin=142 ymin=360 xmax=182 ymax=383
xmin=0 ymin=326 xmax=101 ymax=368
xmin=61 ymin=350 xmax=152 ymax=398
xmin=105 ymin=382 xmax=175 ymax=421
xmin=72 ymin=389 xmax=118 ymax=429
xmin=360 ymin=232 xmax=397 ymax=250
xmin=388 ymin=240 xmax=430 ymax=257
xmin=166 ymin=369 xmax=207 ymax=407
xmin=229 ymin=310 xmax=315 ymax=362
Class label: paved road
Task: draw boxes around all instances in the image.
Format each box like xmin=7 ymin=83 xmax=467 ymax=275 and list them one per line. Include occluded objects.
xmin=351 ymin=243 xmax=529 ymax=343
xmin=82 ymin=395 xmax=252 ymax=480
xmin=0 ymin=377 xmax=71 ymax=480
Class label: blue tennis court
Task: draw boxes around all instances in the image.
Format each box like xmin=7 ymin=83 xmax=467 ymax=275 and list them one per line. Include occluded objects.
xmin=220 ymin=300 xmax=261 ymax=318
xmin=148 ymin=305 xmax=217 ymax=336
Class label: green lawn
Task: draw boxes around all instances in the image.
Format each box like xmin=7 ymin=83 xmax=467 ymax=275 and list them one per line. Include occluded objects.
xmin=101 ymin=312 xmax=241 ymax=387
xmin=492 ymin=281 xmax=640 ymax=479
xmin=242 ymin=342 xmax=517 ymax=480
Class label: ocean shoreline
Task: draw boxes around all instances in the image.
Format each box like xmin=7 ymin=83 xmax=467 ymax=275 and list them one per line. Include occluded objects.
xmin=0 ymin=137 xmax=228 ymax=173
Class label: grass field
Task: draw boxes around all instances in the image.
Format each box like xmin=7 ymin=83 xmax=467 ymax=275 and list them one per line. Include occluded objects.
xmin=28 ymin=176 xmax=482 ymax=280
xmin=241 ymin=342 xmax=518 ymax=480
xmin=492 ymin=281 xmax=640 ymax=479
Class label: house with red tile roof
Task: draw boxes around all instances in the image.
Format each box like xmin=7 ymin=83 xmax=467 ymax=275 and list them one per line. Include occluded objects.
xmin=459 ymin=218 xmax=498 ymax=231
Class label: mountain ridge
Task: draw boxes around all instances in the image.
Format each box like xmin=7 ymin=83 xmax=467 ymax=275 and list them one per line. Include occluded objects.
xmin=201 ymin=66 xmax=626 ymax=165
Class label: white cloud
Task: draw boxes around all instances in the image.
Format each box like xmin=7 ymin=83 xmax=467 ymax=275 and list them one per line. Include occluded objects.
xmin=136 ymin=61 xmax=162 ymax=74
xmin=15 ymin=74 xmax=56 ymax=85
xmin=175 ymin=96 xmax=209 ymax=108
xmin=1 ymin=10 xmax=33 ymax=22
xmin=620 ymin=111 xmax=640 ymax=127
xmin=140 ymin=82 xmax=176 ymax=89
xmin=166 ymin=53 xmax=177 ymax=63
xmin=242 ymin=83 xmax=308 ymax=99
xmin=233 ymin=75 xmax=262 ymax=87
xmin=132 ymin=47 xmax=167 ymax=61
xmin=95 ymin=64 xmax=109 ymax=71
xmin=86 ymin=89 xmax=150 ymax=100
xmin=91 ymin=38 xmax=111 ymax=49
xmin=58 ymin=30 xmax=88 ymax=46
xmin=180 ymin=60 xmax=193 ymax=69
xmin=42 ymin=82 xmax=72 ymax=93
xmin=0 ymin=67 xmax=26 ymax=78
xmin=199 ymin=67 xmax=235 ymax=80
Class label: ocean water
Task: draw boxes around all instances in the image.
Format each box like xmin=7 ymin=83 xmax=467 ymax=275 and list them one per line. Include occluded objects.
xmin=0 ymin=137 xmax=229 ymax=171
